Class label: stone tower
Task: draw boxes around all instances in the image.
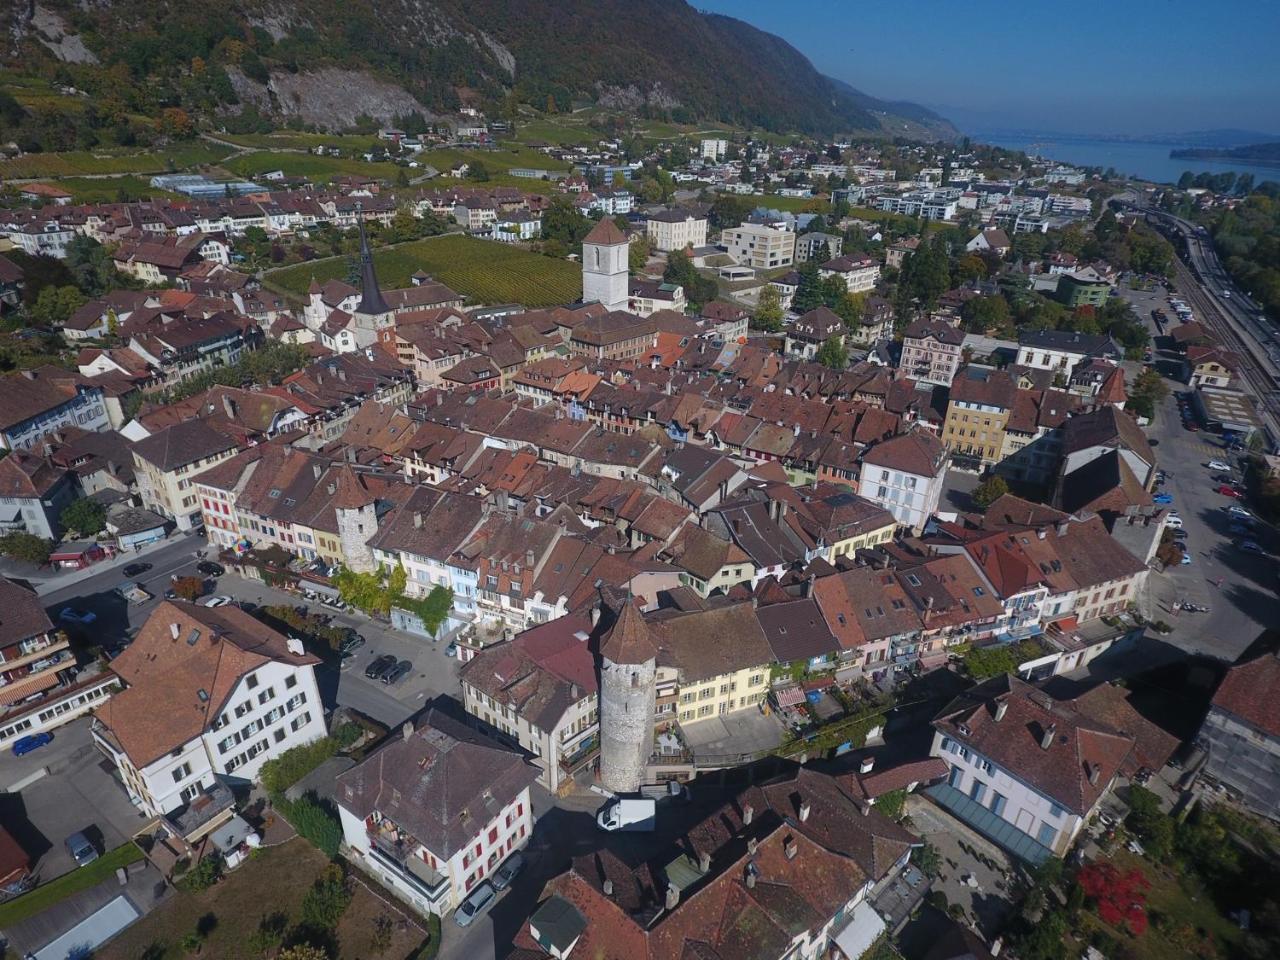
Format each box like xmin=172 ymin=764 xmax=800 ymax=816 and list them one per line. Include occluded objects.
xmin=581 ymin=217 xmax=629 ymax=313
xmin=597 ymin=597 xmax=657 ymax=793
xmin=350 ymin=204 xmax=395 ymax=349
xmin=332 ymin=465 xmax=378 ymax=573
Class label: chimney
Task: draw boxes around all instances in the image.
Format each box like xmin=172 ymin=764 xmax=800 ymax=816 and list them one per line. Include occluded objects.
xmin=798 ymin=800 xmax=811 ymax=822
xmin=338 ymin=367 xmax=347 ymax=382
xmin=665 ymin=885 xmax=680 ymax=910
xmin=590 ymin=604 xmax=602 ymax=627
xmin=784 ymin=838 xmax=798 ymax=860
xmin=747 ymin=837 xmax=758 ymax=855
xmin=602 ymin=879 xmax=614 ymax=897
xmin=525 ymin=549 xmax=535 ymax=567
xmin=698 ymin=851 xmax=711 ymax=873
xmin=803 ymin=575 xmax=815 ymax=599
xmin=413 ymin=511 xmax=423 ymax=529
xmin=313 ymin=463 xmax=322 ymax=479
xmin=170 ymin=622 xmax=180 ymax=640
xmin=1056 ymin=520 xmax=1069 ymax=537
xmin=1088 ymin=763 xmax=1101 ymax=785
xmin=222 ymin=394 xmax=236 ymax=419
xmin=859 ymin=755 xmax=875 ymax=774
xmin=733 ymin=517 xmax=742 ymax=535
xmin=994 ymin=700 xmax=1008 ymax=722
xmin=860 ymin=800 xmax=872 ymax=816
xmin=746 ymin=870 xmax=756 ymax=889
xmin=1036 ymin=527 xmax=1046 ymax=540
xmin=402 ymin=721 xmax=414 ymax=741
xmin=107 ymin=458 xmax=119 ymax=476
xmin=327 ymin=483 xmax=336 ymax=496
xmin=1041 ymin=723 xmax=1056 ymax=750
xmin=742 ymin=803 xmax=754 ymax=826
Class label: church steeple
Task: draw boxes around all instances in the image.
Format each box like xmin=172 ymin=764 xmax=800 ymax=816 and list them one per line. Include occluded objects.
xmin=355 ymin=202 xmax=391 ymax=316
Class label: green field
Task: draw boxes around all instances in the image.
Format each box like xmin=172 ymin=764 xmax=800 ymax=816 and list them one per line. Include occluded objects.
xmin=757 ymin=193 xmax=832 ymax=213
xmin=54 ymin=176 xmax=182 ymax=203
xmin=220 ymin=151 xmax=400 ymax=182
xmin=216 ymin=131 xmax=382 ymax=152
xmin=0 ymin=843 xmax=144 ymax=928
xmin=425 ymin=143 xmax=571 ymax=173
xmin=510 ymin=117 xmax=595 ymax=146
xmin=265 ymin=233 xmax=580 ymax=308
xmin=0 ymin=143 xmax=232 ymax=179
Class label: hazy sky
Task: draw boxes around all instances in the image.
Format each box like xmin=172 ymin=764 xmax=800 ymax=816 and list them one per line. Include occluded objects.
xmin=694 ymin=0 xmax=1280 ymax=136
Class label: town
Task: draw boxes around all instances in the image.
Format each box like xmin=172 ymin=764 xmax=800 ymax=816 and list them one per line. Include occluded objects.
xmin=1 ymin=29 xmax=1280 ymax=960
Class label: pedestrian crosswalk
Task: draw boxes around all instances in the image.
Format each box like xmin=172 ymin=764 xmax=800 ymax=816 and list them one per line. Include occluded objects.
xmin=1175 ymin=438 xmax=1228 ymax=460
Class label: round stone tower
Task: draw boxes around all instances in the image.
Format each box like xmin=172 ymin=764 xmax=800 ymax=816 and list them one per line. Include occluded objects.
xmin=332 ymin=465 xmax=377 ymax=573
xmin=597 ymin=598 xmax=658 ymax=794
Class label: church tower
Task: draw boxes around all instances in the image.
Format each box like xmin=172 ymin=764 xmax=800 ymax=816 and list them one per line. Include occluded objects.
xmin=582 ymin=217 xmax=630 ymax=313
xmin=597 ymin=597 xmax=657 ymax=793
xmin=350 ymin=204 xmax=395 ymax=349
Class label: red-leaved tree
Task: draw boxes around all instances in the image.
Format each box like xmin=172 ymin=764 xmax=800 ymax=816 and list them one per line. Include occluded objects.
xmin=1077 ymin=862 xmax=1150 ymax=936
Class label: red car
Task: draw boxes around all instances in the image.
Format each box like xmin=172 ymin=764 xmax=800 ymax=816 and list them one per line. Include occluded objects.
xmin=1216 ymin=484 xmax=1244 ymax=499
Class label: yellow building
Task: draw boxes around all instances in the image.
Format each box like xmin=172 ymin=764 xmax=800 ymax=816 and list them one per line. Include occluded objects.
xmin=942 ymin=367 xmax=1018 ymax=469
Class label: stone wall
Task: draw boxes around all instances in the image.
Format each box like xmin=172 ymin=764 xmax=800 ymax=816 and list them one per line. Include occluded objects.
xmin=599 ymin=656 xmax=656 ymax=793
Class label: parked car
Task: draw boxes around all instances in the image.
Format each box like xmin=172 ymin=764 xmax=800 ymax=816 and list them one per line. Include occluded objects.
xmin=1206 ymin=459 xmax=1232 ymax=472
xmin=59 ymin=608 xmax=96 ymax=625
xmin=11 ymin=732 xmax=53 ymax=756
xmin=1216 ymin=484 xmax=1244 ymax=499
xmin=1238 ymin=540 xmax=1267 ymax=555
xmin=1153 ymin=493 xmax=1174 ymax=505
xmin=1172 ymin=528 xmax=1188 ymax=541
xmin=491 ymin=852 xmax=525 ymax=891
xmin=1164 ymin=515 xmax=1183 ymax=529
xmin=1229 ymin=522 xmax=1255 ymax=536
xmin=381 ymin=659 xmax=412 ymax=684
xmin=64 ymin=831 xmax=99 ymax=868
xmin=339 ymin=633 xmax=366 ymax=655
xmin=196 ymin=561 xmax=225 ymax=577
xmin=455 ymin=882 xmax=496 ymax=927
xmin=364 ymin=655 xmax=397 ymax=680
xmin=198 ymin=595 xmax=234 ymax=607
xmin=1227 ymin=505 xmax=1253 ymax=520
xmin=444 ymin=642 xmax=458 ymax=658
xmin=1180 ymin=550 xmax=1193 ymax=565
xmin=123 ymin=562 xmax=152 ymax=577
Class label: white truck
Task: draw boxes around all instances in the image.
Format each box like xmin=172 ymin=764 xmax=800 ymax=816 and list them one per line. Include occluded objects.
xmin=596 ymin=798 xmax=656 ymax=832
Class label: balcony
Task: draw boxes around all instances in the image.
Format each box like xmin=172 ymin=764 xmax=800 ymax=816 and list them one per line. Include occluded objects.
xmin=558 ymin=735 xmax=600 ymax=774
xmin=0 ymin=634 xmax=70 ymax=673
xmin=366 ymin=829 xmax=449 ymax=904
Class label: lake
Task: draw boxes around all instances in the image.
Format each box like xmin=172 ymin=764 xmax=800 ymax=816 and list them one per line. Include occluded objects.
xmin=973 ymin=134 xmax=1280 ymax=186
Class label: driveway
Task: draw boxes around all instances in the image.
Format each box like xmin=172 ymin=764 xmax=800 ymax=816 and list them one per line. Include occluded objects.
xmin=0 ymin=718 xmax=149 ymax=885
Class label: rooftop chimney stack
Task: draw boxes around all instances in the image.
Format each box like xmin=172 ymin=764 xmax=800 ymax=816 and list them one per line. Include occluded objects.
xmin=1088 ymin=763 xmax=1101 ymax=785
xmin=742 ymin=803 xmax=754 ymax=826
xmin=746 ymin=870 xmax=756 ymax=889
xmin=413 ymin=511 xmax=423 ymax=529
xmin=602 ymin=879 xmax=613 ymax=896
xmin=784 ymin=838 xmax=798 ymax=860
xmin=401 ymin=721 xmax=413 ymax=741
xmin=665 ymin=885 xmax=680 ymax=910
xmin=859 ymin=756 xmax=875 ymax=774
xmin=698 ymin=851 xmax=711 ymax=873
xmin=1041 ymin=723 xmax=1057 ymax=750
xmin=995 ymin=700 xmax=1008 ymax=722
xmin=798 ymin=801 xmax=811 ymax=822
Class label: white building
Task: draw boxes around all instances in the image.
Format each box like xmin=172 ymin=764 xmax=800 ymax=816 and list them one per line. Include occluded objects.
xmin=645 ymin=209 xmax=708 ymax=252
xmin=858 ymin=430 xmax=947 ymax=532
xmin=700 ymin=138 xmax=729 ymax=161
xmin=722 ymin=222 xmax=795 ymax=270
xmin=92 ymin=603 xmax=326 ymax=817
xmin=336 ymin=709 xmax=538 ymax=917
xmin=819 ymin=254 xmax=880 ymax=294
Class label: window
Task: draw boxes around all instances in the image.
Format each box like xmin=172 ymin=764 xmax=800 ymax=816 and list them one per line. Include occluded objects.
xmin=969 ymin=780 xmax=986 ymax=803
xmin=990 ymin=791 xmax=1007 ymax=817
xmin=948 ymin=765 xmax=964 ymax=789
xmin=273 ymin=729 xmax=286 ymax=743
xmin=172 ymin=762 xmax=192 ymax=783
xmin=285 ymin=675 xmax=298 ymax=690
xmin=1036 ymin=822 xmax=1057 ymax=847
xmin=1049 ymin=802 xmax=1066 ymax=819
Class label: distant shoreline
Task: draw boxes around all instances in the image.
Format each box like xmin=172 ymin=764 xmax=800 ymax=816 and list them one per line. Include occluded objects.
xmin=1168 ymin=148 xmax=1280 ymax=169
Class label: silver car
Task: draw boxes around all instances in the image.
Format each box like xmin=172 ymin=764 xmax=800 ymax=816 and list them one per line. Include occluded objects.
xmin=455 ymin=881 xmax=495 ymax=927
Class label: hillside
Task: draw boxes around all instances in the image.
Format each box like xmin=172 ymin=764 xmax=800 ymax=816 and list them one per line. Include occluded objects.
xmin=4 ymin=0 xmax=954 ymax=139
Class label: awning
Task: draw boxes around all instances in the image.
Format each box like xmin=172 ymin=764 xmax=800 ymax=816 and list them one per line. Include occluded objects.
xmin=924 ymin=783 xmax=1055 ymax=864
xmin=831 ymin=900 xmax=886 ymax=959
xmin=773 ymin=686 xmax=805 ymax=708
xmin=0 ymin=671 xmax=59 ymax=706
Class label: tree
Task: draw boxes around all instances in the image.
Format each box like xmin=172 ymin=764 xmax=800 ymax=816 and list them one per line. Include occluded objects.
xmin=709 ymin=193 xmax=751 ymax=230
xmin=171 ymin=575 xmax=205 ymax=601
xmin=30 ymin=285 xmax=86 ymax=327
xmin=815 ymin=336 xmax=848 ymax=370
xmin=541 ymin=196 xmax=590 ymax=246
xmin=628 ymin=236 xmax=651 ymax=273
xmin=752 ymin=283 xmax=784 ymax=332
xmin=301 ymin=864 xmax=352 ymax=930
xmin=65 ymin=236 xmax=119 ymax=297
xmin=60 ymin=497 xmax=107 ymax=536
xmin=1076 ymin=862 xmax=1150 ymax=936
xmin=465 ymin=161 xmax=490 ymax=182
xmin=970 ymin=475 xmax=1009 ymax=509
xmin=158 ymin=107 xmax=194 ymax=139
xmin=0 ymin=532 xmax=53 ymax=566
xmin=792 ymin=260 xmax=824 ymax=312
xmin=833 ymin=292 xmax=865 ymax=330
xmin=912 ymin=841 xmax=942 ymax=877
xmin=1127 ymin=367 xmax=1168 ymax=419
xmin=961 ymin=294 xmax=1011 ymax=335
xmin=277 ymin=947 xmax=330 ymax=960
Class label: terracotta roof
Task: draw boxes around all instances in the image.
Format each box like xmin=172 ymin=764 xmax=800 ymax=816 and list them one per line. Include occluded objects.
xmin=0 ymin=450 xmax=66 ymax=500
xmin=0 ymin=575 xmax=55 ymax=648
xmin=862 ymin=430 xmax=945 ymax=478
xmin=584 ymin=217 xmax=627 ymax=246
xmin=600 ymin=598 xmax=658 ymax=665
xmin=95 ymin=602 xmax=319 ymax=768
xmin=1211 ymin=652 xmax=1280 ymax=737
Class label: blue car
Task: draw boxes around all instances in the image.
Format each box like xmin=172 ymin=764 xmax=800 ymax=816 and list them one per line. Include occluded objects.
xmin=1153 ymin=494 xmax=1174 ymax=504
xmin=12 ymin=732 xmax=53 ymax=756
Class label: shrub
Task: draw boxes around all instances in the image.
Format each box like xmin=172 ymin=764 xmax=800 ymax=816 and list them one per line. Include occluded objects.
xmin=171 ymin=575 xmax=205 ymax=601
xmin=301 ymin=864 xmax=352 ymax=930
xmin=277 ymin=793 xmax=343 ymax=859
xmin=176 ymin=853 xmax=222 ymax=892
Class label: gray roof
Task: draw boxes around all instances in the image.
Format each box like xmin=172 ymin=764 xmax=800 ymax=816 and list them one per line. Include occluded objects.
xmin=132 ymin=420 xmax=237 ymax=472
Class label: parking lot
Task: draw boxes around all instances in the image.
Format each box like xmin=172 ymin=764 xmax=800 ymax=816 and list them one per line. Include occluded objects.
xmin=0 ymin=719 xmax=148 ymax=884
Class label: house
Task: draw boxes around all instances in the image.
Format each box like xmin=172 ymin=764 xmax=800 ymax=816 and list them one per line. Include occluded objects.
xmin=336 ymin=709 xmax=538 ymax=917
xmin=1056 ymin=268 xmax=1111 ymax=308
xmin=91 ymin=602 xmax=326 ymax=817
xmin=785 ymin=306 xmax=844 ymax=361
xmin=0 ymin=450 xmax=77 ymax=540
xmin=0 ymin=253 xmax=24 ymax=310
xmin=1016 ymin=330 xmax=1121 ymax=377
xmin=965 ymin=228 xmax=1012 ymax=257
xmin=1196 ymin=643 xmax=1280 ymax=817
xmin=795 ymin=232 xmax=843 ymax=262
xmin=929 ymin=675 xmax=1141 ymax=862
xmin=941 ymin=367 xmax=1019 ymax=469
xmin=131 ymin=419 xmax=240 ymax=531
xmin=568 ymin=311 xmax=655 ymax=362
xmin=858 ymin=429 xmax=947 ymax=532
xmin=0 ymin=576 xmax=78 ymax=729
xmin=819 ymin=254 xmax=880 ymax=294
xmin=645 ymin=209 xmax=708 ymax=253
xmin=885 ymin=236 xmax=920 ymax=269
xmin=699 ymin=301 xmax=749 ymax=342
xmin=628 ymin=279 xmax=686 ymax=318
xmin=900 ymin=320 xmax=964 ymax=386
xmin=721 ymin=223 xmax=795 ymax=270
xmin=509 ymin=764 xmax=921 ymax=960
xmin=0 ymin=367 xmax=109 ymax=452
xmin=851 ymin=296 xmax=894 ymax=346
xmin=1183 ymin=345 xmax=1237 ymax=389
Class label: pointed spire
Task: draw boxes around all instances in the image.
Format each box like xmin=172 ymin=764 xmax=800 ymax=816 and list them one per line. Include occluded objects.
xmin=308 ymin=276 xmax=322 ymax=295
xmin=600 ymin=597 xmax=657 ymax=665
xmin=355 ymin=202 xmax=391 ymax=316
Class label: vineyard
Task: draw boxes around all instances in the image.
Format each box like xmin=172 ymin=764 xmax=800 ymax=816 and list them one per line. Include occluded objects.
xmin=0 ymin=143 xmax=233 ymax=179
xmin=265 ymin=234 xmax=581 ymax=308
xmin=220 ymin=151 xmax=399 ymax=181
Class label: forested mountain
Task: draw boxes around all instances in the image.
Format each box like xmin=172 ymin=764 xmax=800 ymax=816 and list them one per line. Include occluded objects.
xmin=3 ymin=0 xmax=954 ymax=139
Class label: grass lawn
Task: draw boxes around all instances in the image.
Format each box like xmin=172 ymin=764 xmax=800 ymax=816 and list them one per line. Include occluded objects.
xmin=97 ymin=840 xmax=428 ymax=960
xmin=220 ymin=151 xmax=400 ymax=182
xmin=0 ymin=842 xmax=144 ymax=928
xmin=336 ymin=878 xmax=433 ymax=959
xmin=756 ymin=194 xmax=832 ymax=214
xmin=0 ymin=144 xmax=232 ymax=179
xmin=510 ymin=117 xmax=594 ymax=146
xmin=265 ymin=233 xmax=581 ymax=308
xmin=55 ymin=176 xmax=182 ymax=203
xmin=1078 ymin=848 xmax=1244 ymax=960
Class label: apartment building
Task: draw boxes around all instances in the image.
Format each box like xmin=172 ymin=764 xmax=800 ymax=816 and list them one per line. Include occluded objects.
xmin=567 ymin=311 xmax=656 ymax=361
xmin=336 ymin=709 xmax=538 ymax=917
xmin=0 ymin=367 xmax=109 ymax=452
xmin=645 ymin=209 xmax=708 ymax=253
xmin=92 ymin=603 xmax=326 ymax=817
xmin=785 ymin=306 xmax=844 ymax=361
xmin=1015 ymin=330 xmax=1121 ymax=376
xmin=795 ymin=231 xmax=843 ymax=262
xmin=858 ymin=430 xmax=947 ymax=532
xmin=941 ymin=367 xmax=1019 ymax=469
xmin=900 ymin=319 xmax=964 ymax=386
xmin=0 ymin=577 xmax=78 ymax=726
xmin=819 ymin=254 xmax=880 ymax=294
xmin=628 ymin=278 xmax=687 ymax=317
xmin=132 ymin=419 xmax=239 ymax=531
xmin=721 ymin=223 xmax=795 ymax=270
xmin=0 ymin=451 xmax=77 ymax=540
xmin=1197 ymin=647 xmax=1280 ymax=817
